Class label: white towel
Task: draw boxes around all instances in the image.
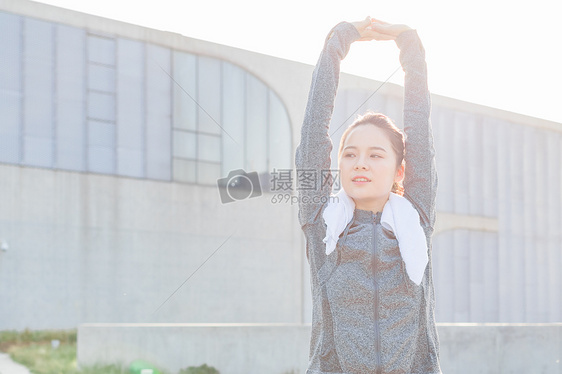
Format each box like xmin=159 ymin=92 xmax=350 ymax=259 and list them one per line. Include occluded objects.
xmin=322 ymin=189 xmax=429 ymax=285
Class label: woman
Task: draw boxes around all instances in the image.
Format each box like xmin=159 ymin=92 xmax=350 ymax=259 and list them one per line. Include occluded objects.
xmin=295 ymin=17 xmax=442 ymax=373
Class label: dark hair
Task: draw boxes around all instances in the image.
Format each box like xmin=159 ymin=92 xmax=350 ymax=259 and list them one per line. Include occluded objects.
xmin=337 ymin=111 xmax=405 ymax=196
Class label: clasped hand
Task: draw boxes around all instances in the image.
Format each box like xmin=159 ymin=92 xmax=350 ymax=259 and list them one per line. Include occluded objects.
xmin=351 ymin=17 xmax=412 ymax=42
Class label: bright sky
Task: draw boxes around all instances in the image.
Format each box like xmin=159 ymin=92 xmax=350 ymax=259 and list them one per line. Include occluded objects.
xmin=33 ymin=0 xmax=562 ymax=124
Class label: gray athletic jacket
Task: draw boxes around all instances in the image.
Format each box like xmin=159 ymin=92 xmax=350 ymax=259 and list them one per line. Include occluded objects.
xmin=295 ymin=21 xmax=442 ymax=374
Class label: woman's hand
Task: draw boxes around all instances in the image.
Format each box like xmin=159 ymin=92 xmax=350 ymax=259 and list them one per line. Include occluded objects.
xmin=351 ymin=17 xmax=395 ymax=41
xmin=370 ymin=18 xmax=413 ymax=39
xmin=351 ymin=17 xmax=413 ymax=41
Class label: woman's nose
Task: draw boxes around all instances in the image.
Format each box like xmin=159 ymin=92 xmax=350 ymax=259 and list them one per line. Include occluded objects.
xmin=354 ymin=157 xmax=368 ymax=170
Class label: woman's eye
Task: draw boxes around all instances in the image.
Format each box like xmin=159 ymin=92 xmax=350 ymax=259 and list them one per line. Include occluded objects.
xmin=344 ymin=153 xmax=354 ymax=158
xmin=371 ymin=154 xmax=381 ymax=158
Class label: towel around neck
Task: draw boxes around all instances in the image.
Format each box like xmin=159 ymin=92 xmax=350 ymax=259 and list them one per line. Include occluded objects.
xmin=322 ymin=188 xmax=429 ymax=285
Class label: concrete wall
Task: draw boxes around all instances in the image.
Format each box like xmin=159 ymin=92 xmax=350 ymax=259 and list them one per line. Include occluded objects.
xmin=77 ymin=323 xmax=562 ymax=374
xmin=0 ymin=163 xmax=303 ymax=328
xmin=430 ymin=111 xmax=562 ymax=323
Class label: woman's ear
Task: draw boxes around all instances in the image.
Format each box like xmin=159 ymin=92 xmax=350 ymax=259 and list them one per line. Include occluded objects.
xmin=395 ymin=162 xmax=405 ymax=184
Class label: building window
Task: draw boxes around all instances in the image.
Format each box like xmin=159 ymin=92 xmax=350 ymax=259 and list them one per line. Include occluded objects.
xmin=87 ymin=33 xmax=116 ymax=174
xmin=172 ymin=51 xmax=292 ymax=187
xmin=0 ymin=11 xmax=292 ymax=188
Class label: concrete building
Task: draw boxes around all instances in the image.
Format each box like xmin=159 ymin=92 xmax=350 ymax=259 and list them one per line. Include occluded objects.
xmin=0 ymin=0 xmax=561 ymax=372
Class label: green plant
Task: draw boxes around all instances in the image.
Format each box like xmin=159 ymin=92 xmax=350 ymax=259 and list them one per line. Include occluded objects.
xmin=0 ymin=328 xmax=76 ymax=347
xmin=178 ymin=363 xmax=220 ymax=374
xmin=0 ymin=328 xmax=131 ymax=374
xmin=78 ymin=363 xmax=128 ymax=373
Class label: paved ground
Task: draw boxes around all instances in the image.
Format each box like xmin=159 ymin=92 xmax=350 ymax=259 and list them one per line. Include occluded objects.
xmin=0 ymin=352 xmax=31 ymax=374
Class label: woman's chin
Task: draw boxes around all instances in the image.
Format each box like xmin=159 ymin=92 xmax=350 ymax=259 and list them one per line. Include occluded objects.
xmin=345 ymin=186 xmax=373 ymax=200
xmin=345 ymin=185 xmax=388 ymax=203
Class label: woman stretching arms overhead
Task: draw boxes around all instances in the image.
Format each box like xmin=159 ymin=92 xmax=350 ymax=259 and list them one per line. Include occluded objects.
xmin=295 ymin=17 xmax=442 ymax=374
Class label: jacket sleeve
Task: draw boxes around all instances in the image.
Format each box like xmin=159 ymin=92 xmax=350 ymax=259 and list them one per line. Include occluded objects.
xmin=396 ymin=29 xmax=438 ymax=233
xmin=295 ymin=22 xmax=360 ymax=229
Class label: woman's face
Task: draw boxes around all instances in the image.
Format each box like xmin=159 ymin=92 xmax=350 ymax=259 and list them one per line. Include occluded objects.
xmin=339 ymin=125 xmax=403 ymax=207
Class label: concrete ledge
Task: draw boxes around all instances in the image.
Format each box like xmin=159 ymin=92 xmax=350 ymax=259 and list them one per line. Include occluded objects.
xmin=434 ymin=213 xmax=499 ymax=234
xmin=438 ymin=323 xmax=562 ymax=374
xmin=77 ymin=323 xmax=310 ymax=374
xmin=78 ymin=323 xmax=562 ymax=374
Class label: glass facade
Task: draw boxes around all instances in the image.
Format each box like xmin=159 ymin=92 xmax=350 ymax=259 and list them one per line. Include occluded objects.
xmin=0 ymin=11 xmax=292 ymax=187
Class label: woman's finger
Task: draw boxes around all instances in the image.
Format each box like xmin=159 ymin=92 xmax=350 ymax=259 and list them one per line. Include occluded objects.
xmin=370 ymin=18 xmax=391 ymax=26
xmin=360 ymin=29 xmax=396 ymax=41
xmin=351 ymin=16 xmax=372 ymax=32
xmin=370 ymin=22 xmax=412 ymax=37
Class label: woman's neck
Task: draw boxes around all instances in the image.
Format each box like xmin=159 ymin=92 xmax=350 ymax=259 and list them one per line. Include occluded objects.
xmin=351 ymin=192 xmax=391 ymax=215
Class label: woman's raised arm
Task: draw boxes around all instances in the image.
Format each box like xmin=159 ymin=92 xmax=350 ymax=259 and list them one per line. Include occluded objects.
xmin=294 ymin=21 xmax=360 ymax=230
xmin=372 ymin=21 xmax=437 ymax=232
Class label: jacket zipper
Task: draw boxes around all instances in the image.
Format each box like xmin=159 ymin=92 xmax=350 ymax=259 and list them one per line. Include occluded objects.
xmin=373 ymin=213 xmax=382 ymax=374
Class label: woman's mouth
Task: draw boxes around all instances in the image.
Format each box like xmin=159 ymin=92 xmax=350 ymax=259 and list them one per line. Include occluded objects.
xmin=352 ymin=176 xmax=371 ymax=184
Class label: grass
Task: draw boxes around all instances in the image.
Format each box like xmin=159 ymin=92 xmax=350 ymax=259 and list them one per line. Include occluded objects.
xmin=0 ymin=328 xmax=131 ymax=374
xmin=0 ymin=328 xmax=223 ymax=374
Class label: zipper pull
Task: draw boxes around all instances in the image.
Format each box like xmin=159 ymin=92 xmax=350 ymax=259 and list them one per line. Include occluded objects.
xmin=374 ymin=211 xmax=382 ymax=225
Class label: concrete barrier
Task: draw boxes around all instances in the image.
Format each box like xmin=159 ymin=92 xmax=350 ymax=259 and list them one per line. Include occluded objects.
xmin=77 ymin=323 xmax=310 ymax=374
xmin=77 ymin=323 xmax=562 ymax=374
xmin=438 ymin=323 xmax=561 ymax=373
